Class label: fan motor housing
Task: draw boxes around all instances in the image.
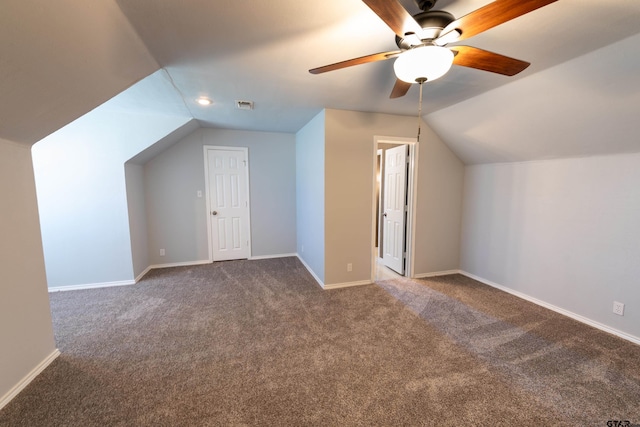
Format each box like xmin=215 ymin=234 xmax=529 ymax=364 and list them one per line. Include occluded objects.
xmin=395 ymin=10 xmax=455 ymax=49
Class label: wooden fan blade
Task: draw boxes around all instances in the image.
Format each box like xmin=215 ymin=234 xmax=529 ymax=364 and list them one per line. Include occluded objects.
xmin=362 ymin=0 xmax=423 ymax=39
xmin=390 ymin=79 xmax=412 ymax=99
xmin=451 ymin=46 xmax=530 ymax=76
xmin=309 ymin=50 xmax=400 ymax=75
xmin=440 ymin=0 xmax=558 ymax=43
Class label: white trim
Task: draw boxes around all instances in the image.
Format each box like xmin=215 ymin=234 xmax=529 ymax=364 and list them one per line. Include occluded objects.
xmin=0 ymin=349 xmax=60 ymax=411
xmin=414 ymin=269 xmax=460 ymax=279
xmin=49 ymin=260 xmax=213 ymax=291
xmin=203 ymin=145 xmax=213 ymax=262
xmin=59 ymin=257 xmax=299 ymax=291
xmin=135 ymin=266 xmax=152 ymax=283
xmin=376 ymin=148 xmax=384 ymax=259
xmin=406 ymin=142 xmax=419 ymax=279
xmin=459 ymin=270 xmax=640 ymax=346
xmin=296 ymin=254 xmax=325 ymax=288
xmin=371 ymin=136 xmax=418 ymax=282
xmin=323 ymin=280 xmax=372 ymax=290
xmin=249 ymin=253 xmax=297 ymax=260
xmin=148 ymin=260 xmax=211 ymax=270
xmin=48 ymin=280 xmax=135 ymax=292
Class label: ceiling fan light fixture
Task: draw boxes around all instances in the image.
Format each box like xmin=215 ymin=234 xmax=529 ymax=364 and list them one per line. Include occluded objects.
xmin=434 ymin=29 xmax=462 ymax=46
xmin=394 ymin=45 xmax=454 ymax=83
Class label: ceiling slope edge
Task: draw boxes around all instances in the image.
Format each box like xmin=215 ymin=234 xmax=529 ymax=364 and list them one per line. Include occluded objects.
xmin=425 ymin=32 xmax=640 ymax=165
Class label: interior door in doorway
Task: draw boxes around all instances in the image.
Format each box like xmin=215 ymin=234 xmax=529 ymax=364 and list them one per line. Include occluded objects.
xmin=205 ymin=147 xmax=251 ymax=261
xmin=382 ymin=145 xmax=408 ymax=275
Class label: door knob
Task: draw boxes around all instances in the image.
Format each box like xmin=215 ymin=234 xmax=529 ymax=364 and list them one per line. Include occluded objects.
xmin=211 ymin=211 xmax=218 ymax=215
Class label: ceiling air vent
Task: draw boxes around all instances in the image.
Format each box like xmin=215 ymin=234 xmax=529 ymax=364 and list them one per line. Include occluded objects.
xmin=236 ymin=100 xmax=254 ymax=110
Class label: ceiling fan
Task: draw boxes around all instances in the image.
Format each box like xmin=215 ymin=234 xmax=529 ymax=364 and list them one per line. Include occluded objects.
xmin=309 ymin=0 xmax=558 ymax=98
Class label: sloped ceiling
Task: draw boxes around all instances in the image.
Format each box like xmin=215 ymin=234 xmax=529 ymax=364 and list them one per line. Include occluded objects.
xmin=427 ymin=33 xmax=640 ymax=164
xmin=2 ymin=0 xmax=640 ymax=163
xmin=0 ymin=0 xmax=159 ymax=145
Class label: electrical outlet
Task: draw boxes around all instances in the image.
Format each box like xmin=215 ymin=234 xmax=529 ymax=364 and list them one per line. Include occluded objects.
xmin=347 ymin=263 xmax=352 ymax=272
xmin=197 ymin=190 xmax=202 ymax=198
xmin=613 ymin=301 xmax=625 ymax=316
xmin=160 ymin=249 xmax=166 ymax=256
xmin=301 ymin=245 xmax=304 ymax=253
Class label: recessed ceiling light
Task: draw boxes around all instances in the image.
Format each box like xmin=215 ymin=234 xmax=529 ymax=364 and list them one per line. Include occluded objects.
xmin=196 ymin=97 xmax=212 ymax=106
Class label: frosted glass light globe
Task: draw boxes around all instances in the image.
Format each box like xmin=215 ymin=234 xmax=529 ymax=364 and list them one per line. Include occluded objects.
xmin=394 ymin=45 xmax=454 ymax=83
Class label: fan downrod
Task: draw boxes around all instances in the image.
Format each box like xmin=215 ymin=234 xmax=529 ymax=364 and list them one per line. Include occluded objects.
xmin=415 ymin=0 xmax=438 ymax=11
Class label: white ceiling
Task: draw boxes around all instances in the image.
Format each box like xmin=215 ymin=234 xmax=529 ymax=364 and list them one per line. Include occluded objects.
xmin=2 ymin=0 xmax=640 ymax=163
xmin=428 ymin=33 xmax=640 ymax=164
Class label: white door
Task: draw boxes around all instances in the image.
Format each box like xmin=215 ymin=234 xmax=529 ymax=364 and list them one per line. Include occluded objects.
xmin=383 ymin=145 xmax=408 ymax=274
xmin=205 ymin=147 xmax=251 ymax=261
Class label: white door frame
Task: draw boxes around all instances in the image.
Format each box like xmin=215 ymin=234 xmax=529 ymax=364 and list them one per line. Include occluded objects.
xmin=370 ymin=136 xmax=418 ymax=281
xmin=376 ymin=148 xmax=384 ymax=259
xmin=203 ymin=145 xmax=252 ymax=262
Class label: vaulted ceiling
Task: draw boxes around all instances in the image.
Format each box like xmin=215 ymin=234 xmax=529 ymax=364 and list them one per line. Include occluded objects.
xmin=2 ymin=0 xmax=640 ymax=163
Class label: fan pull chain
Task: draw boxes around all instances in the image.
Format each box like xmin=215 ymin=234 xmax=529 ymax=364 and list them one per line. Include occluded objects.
xmin=417 ymin=78 xmax=426 ymax=142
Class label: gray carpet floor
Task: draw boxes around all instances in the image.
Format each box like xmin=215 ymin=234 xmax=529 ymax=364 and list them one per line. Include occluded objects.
xmin=1 ymin=257 xmax=639 ymax=426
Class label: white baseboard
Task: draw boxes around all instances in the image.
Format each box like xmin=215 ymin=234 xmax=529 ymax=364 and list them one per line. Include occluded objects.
xmin=250 ymin=253 xmax=297 ymax=260
xmin=135 ymin=260 xmax=212 ymax=281
xmin=296 ymin=255 xmax=325 ymax=288
xmin=295 ymin=255 xmax=375 ymax=290
xmin=323 ymin=280 xmax=373 ymax=290
xmin=148 ymin=259 xmax=211 ymax=270
xmin=135 ymin=266 xmax=153 ymax=283
xmin=459 ymin=270 xmax=640 ymax=346
xmin=0 ymin=349 xmax=60 ymax=411
xmin=414 ymin=269 xmax=460 ymax=279
xmin=55 ymin=257 xmax=299 ymax=290
xmin=48 ymin=280 xmax=135 ymax=292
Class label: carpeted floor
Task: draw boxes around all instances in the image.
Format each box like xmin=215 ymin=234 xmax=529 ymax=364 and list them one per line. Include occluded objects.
xmin=1 ymin=257 xmax=639 ymax=426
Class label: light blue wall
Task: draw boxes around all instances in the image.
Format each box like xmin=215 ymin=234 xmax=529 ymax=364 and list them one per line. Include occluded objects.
xmin=32 ymin=111 xmax=190 ymax=288
xmin=143 ymin=127 xmax=297 ymax=265
xmin=295 ymin=110 xmax=325 ymax=283
xmin=126 ymin=119 xmax=201 ymax=277
xmin=31 ymin=71 xmax=192 ymax=288
xmin=143 ymin=130 xmax=210 ymax=265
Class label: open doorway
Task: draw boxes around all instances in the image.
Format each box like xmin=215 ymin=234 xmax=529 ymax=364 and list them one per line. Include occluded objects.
xmin=371 ymin=136 xmax=418 ymax=282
